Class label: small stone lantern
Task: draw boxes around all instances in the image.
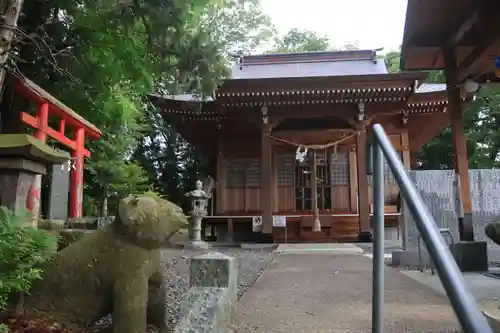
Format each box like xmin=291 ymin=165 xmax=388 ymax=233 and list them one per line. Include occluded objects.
xmin=184 ymin=180 xmax=210 ymax=249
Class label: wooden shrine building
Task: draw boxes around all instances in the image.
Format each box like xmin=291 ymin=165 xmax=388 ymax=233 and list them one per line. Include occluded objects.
xmin=152 ymin=49 xmax=470 ymax=243
xmin=401 ymin=0 xmax=500 ymax=242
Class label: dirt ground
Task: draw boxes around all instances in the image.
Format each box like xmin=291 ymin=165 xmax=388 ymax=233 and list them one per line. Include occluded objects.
xmin=235 ymin=252 xmax=462 ymax=333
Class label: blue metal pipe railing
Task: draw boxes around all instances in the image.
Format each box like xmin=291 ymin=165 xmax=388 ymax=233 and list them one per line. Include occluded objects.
xmin=368 ymin=123 xmax=492 ymax=333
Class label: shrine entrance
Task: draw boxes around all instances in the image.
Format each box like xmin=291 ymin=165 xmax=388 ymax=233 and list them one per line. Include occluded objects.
xmin=0 ymin=74 xmax=101 ymax=220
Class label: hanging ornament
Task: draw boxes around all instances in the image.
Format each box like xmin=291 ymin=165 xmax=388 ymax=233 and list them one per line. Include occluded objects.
xmin=295 ymin=147 xmax=308 ymax=162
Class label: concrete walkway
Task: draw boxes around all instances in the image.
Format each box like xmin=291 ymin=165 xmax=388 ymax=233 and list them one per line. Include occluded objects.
xmin=235 ymin=247 xmax=461 ymax=333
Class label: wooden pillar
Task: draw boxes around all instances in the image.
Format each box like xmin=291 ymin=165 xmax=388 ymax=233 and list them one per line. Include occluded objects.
xmin=216 ymin=143 xmax=226 ymax=214
xmin=272 ymin=151 xmax=278 ymax=213
xmin=410 ymin=154 xmax=419 ymax=169
xmin=401 ymin=123 xmax=411 ymax=170
xmin=399 ymin=116 xmax=411 ymax=249
xmin=27 ymin=102 xmax=49 ymax=225
xmin=311 ymin=150 xmax=321 ymax=231
xmin=261 ymin=123 xmax=273 ymax=234
xmin=69 ymin=127 xmax=85 ymax=219
xmin=356 ymin=131 xmax=370 ymax=238
xmin=227 ymin=218 xmax=234 ymax=243
xmin=348 ymin=146 xmax=358 ymax=212
xmin=443 ymin=45 xmax=473 ymax=241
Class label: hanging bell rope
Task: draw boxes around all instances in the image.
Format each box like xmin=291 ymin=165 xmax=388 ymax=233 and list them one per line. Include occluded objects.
xmin=311 ymin=149 xmax=321 ymax=232
xmin=266 ymin=129 xmax=358 ymax=151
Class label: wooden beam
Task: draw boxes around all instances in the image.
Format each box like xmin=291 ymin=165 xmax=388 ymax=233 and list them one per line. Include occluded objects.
xmin=356 ymin=131 xmax=370 ymax=235
xmin=456 ymin=1 xmax=500 ymax=81
xmin=261 ymin=123 xmax=274 ymax=234
xmin=450 ymin=11 xmax=479 ymax=45
xmin=348 ymin=146 xmax=358 ymax=212
xmin=401 ymin=131 xmax=411 ymax=169
xmin=227 ymin=218 xmax=234 ymax=242
xmin=443 ymin=45 xmax=474 ymax=241
xmin=21 ymin=112 xmax=91 ymax=158
xmin=408 ymin=1 xmax=480 ymax=48
xmin=457 ymin=39 xmax=497 ymax=82
xmin=216 ymin=141 xmax=227 ymax=214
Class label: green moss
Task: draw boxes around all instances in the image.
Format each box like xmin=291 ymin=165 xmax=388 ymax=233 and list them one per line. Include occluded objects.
xmin=0 ymin=134 xmax=70 ymax=164
xmin=21 ymin=195 xmax=187 ymax=331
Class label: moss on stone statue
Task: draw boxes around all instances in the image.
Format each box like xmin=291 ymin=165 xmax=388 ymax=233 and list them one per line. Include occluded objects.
xmin=486 ymin=222 xmax=500 ymax=245
xmin=22 ymin=195 xmax=188 ymax=333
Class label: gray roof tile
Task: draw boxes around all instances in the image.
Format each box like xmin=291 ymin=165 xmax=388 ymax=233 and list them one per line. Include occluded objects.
xmin=415 ymin=83 xmax=447 ymax=94
xmin=230 ymin=50 xmax=388 ymax=79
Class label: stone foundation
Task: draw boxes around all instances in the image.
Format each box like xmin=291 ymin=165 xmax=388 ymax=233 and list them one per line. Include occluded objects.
xmin=174 ymin=252 xmax=237 ymax=333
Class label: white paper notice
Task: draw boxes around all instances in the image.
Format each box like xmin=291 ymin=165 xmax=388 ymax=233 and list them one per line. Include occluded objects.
xmin=272 ymin=215 xmax=286 ymax=227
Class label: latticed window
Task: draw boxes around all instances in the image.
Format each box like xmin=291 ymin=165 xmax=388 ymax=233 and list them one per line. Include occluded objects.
xmin=315 ymin=150 xmax=331 ymax=210
xmin=225 ymin=159 xmax=261 ymax=188
xmin=276 ymin=154 xmax=294 ymax=186
xmin=330 ymin=152 xmax=349 ymax=185
xmin=226 ymin=160 xmax=246 ymax=188
xmin=245 ymin=159 xmax=261 ymax=187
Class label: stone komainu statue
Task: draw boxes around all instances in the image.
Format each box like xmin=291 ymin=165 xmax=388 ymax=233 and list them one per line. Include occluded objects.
xmin=486 ymin=222 xmax=500 ymax=246
xmin=23 ymin=195 xmax=188 ymax=333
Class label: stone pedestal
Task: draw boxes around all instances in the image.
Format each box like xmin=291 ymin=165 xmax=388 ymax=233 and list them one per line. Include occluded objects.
xmin=184 ymin=240 xmax=210 ymax=250
xmin=449 ymin=241 xmax=488 ymax=272
xmin=0 ymin=171 xmax=36 ymax=214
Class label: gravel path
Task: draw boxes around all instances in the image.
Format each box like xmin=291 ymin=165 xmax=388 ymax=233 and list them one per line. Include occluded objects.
xmin=160 ymin=247 xmax=276 ymax=331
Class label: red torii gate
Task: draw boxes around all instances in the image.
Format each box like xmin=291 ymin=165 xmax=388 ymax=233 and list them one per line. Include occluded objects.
xmin=10 ymin=75 xmax=102 ymax=219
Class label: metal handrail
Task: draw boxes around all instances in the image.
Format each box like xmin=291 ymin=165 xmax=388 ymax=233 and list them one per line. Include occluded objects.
xmin=368 ymin=124 xmax=492 ymax=333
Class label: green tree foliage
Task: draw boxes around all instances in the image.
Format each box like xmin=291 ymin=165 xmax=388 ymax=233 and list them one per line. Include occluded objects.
xmin=268 ymin=28 xmax=330 ymax=53
xmin=384 ymin=49 xmax=500 ymax=169
xmin=132 ymin=0 xmax=274 ymax=203
xmin=3 ymin=0 xmax=273 ymax=214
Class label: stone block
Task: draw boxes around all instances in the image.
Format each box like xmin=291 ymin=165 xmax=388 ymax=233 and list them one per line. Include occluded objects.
xmin=449 ymin=241 xmax=488 ymax=272
xmin=190 ymin=252 xmax=238 ymax=302
xmin=391 ymin=250 xmax=421 ymax=267
xmin=47 ymin=164 xmax=70 ymax=220
xmin=0 ymin=171 xmax=35 ymax=214
xmin=184 ymin=240 xmax=210 ymax=250
xmin=173 ymin=253 xmax=238 ymax=333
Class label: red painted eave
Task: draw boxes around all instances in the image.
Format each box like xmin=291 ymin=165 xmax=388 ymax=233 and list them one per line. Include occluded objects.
xmin=11 ymin=75 xmax=102 ymax=140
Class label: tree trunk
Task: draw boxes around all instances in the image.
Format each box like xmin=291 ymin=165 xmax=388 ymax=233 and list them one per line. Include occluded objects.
xmin=100 ymin=192 xmax=108 ymax=217
xmin=0 ymin=0 xmax=24 ymax=89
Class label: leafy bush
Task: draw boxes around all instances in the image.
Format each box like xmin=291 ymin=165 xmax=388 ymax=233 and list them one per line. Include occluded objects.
xmin=0 ymin=206 xmax=58 ymax=311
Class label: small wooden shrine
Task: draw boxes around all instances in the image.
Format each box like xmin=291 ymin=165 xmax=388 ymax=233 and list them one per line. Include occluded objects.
xmin=152 ymin=50 xmax=470 ymax=243
xmin=401 ymin=0 xmax=500 ymax=242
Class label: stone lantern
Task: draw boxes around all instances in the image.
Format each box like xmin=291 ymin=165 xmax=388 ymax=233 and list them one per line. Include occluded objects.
xmin=0 ymin=134 xmax=70 ymax=226
xmin=184 ymin=180 xmax=210 ymax=249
